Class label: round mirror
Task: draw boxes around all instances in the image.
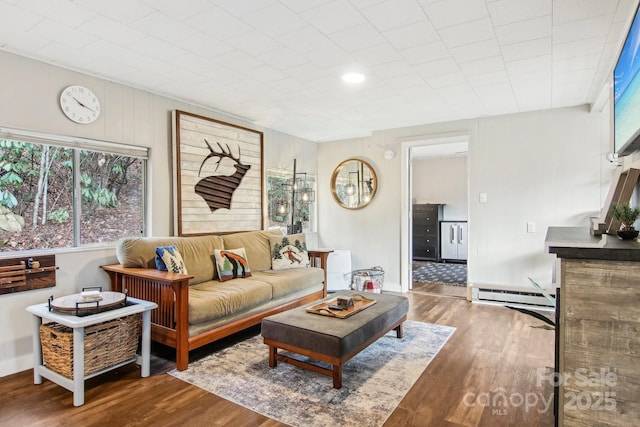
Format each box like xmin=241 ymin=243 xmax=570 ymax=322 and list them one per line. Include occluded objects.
xmin=331 ymin=158 xmax=378 ymax=209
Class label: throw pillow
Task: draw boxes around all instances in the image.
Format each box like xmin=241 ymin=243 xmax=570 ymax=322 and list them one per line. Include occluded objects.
xmin=214 ymin=248 xmax=252 ymax=281
xmin=270 ymin=233 xmax=310 ymax=270
xmin=155 ymin=245 xmax=188 ymax=274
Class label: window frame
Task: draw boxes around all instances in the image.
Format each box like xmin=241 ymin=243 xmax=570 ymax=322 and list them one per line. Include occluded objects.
xmin=0 ymin=126 xmax=148 ymax=254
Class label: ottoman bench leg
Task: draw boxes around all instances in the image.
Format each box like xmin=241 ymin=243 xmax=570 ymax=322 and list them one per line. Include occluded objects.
xmin=268 ymin=345 xmax=277 ymax=367
xmin=333 ymin=365 xmax=343 ymax=389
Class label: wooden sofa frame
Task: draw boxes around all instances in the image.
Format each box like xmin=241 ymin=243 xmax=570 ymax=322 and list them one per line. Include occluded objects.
xmin=101 ymin=250 xmax=332 ymax=371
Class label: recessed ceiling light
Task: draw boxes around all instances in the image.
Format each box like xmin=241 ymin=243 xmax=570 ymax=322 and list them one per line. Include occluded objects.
xmin=342 ymin=72 xmax=365 ymax=84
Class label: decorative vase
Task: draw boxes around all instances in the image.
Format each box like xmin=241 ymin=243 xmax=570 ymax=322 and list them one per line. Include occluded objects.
xmin=617 ymin=229 xmax=639 ymax=240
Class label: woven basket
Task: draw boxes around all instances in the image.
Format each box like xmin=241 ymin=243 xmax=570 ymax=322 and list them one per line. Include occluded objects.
xmin=40 ymin=314 xmax=141 ymax=379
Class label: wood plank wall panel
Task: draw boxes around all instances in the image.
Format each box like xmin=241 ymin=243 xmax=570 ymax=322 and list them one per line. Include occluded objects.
xmin=559 ymin=258 xmax=640 ymax=426
xmin=0 ymin=254 xmax=56 ymax=295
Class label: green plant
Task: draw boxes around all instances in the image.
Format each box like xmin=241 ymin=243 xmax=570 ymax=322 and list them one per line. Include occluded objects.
xmin=610 ymin=203 xmax=640 ymax=231
xmin=506 ymin=277 xmax=555 ymax=329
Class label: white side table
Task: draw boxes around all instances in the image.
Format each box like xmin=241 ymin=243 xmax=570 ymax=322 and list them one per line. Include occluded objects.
xmin=26 ymin=297 xmax=157 ymax=406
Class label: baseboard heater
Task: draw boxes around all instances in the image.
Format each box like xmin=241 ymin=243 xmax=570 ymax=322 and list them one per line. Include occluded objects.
xmin=473 ymin=286 xmax=555 ymax=310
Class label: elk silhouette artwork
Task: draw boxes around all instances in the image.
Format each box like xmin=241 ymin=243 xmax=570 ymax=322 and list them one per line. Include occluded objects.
xmin=195 ymin=139 xmax=251 ymax=212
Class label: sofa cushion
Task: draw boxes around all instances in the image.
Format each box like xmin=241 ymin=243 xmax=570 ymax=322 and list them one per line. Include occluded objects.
xmin=222 ymin=230 xmax=282 ymax=272
xmin=252 ymin=267 xmax=324 ymax=298
xmin=214 ymin=248 xmax=251 ymax=281
xmin=269 ymin=233 xmax=310 ymax=270
xmin=155 ymin=245 xmax=188 ymax=274
xmin=116 ymin=235 xmax=224 ymax=285
xmin=188 ymin=279 xmax=272 ymax=324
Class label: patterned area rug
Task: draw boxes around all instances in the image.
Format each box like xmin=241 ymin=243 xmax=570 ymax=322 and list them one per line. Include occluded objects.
xmin=169 ymin=321 xmax=455 ymax=427
xmin=413 ymin=261 xmax=467 ymax=286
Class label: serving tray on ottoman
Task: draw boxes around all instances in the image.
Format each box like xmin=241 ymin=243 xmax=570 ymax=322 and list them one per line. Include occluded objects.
xmin=261 ymin=290 xmax=409 ymax=388
xmin=305 ymin=293 xmax=376 ymax=318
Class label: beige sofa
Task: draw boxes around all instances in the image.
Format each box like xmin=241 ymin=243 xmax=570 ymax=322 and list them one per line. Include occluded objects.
xmin=101 ymin=230 xmax=330 ymax=370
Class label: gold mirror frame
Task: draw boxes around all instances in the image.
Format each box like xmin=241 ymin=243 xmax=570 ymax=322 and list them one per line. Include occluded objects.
xmin=330 ymin=158 xmax=378 ymax=210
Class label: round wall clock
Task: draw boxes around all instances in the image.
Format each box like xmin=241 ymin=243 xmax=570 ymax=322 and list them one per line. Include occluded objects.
xmin=59 ymin=85 xmax=101 ymax=124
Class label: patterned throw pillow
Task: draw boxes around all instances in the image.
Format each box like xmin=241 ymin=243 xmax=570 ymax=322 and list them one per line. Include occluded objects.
xmin=155 ymin=245 xmax=188 ymax=274
xmin=214 ymin=248 xmax=252 ymax=281
xmin=270 ymin=233 xmax=310 ymax=270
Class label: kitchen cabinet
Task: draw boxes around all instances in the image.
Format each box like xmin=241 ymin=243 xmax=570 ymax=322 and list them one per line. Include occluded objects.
xmin=440 ymin=221 xmax=467 ymax=262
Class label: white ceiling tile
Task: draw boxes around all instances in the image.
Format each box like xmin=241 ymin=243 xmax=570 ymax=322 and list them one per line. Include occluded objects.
xmin=383 ymin=20 xmax=440 ymax=50
xmin=213 ymin=50 xmax=264 ymax=72
xmin=500 ymin=37 xmax=551 ymax=62
xmin=449 ymin=39 xmax=501 ymax=63
xmin=505 ymin=55 xmax=551 ymax=75
xmin=129 ymin=37 xmax=187 ymax=60
xmin=163 ymin=68 xmax=210 ymax=86
xmin=35 ymin=41 xmax=96 ymax=65
xmin=127 ymin=55 xmax=178 ymax=76
xmin=258 ymin=48 xmax=309 ymax=70
xmin=0 ymin=23 xmax=50 ymax=52
xmin=487 ymin=0 xmax=551 ymax=27
xmin=280 ymin=0 xmax=333 ymax=13
xmin=384 ymin=73 xmax=426 ymax=90
xmin=422 ymin=0 xmax=489 ymax=29
xmin=401 ymin=41 xmax=450 ymax=65
xmin=212 ymin=0 xmax=277 ymax=17
xmin=244 ymin=64 xmax=289 ymax=83
xmin=553 ymin=0 xmax=618 ymax=25
xmin=0 ymin=3 xmax=42 ymax=30
xmin=553 ymin=15 xmax=613 ymax=44
xmin=29 ymin=20 xmax=96 ymax=49
xmin=426 ymin=71 xmax=467 ymax=88
xmin=553 ymin=68 xmax=596 ymax=85
xmin=438 ymin=18 xmax=495 ymax=48
xmin=78 ymin=16 xmax=145 ymax=47
xmin=459 ymin=56 xmax=505 ymax=76
xmin=553 ymin=53 xmax=602 ymax=74
xmin=352 ymin=43 xmax=403 ymax=66
xmin=360 ymin=0 xmax=426 ymax=32
xmin=178 ymin=33 xmax=233 ymax=59
xmin=466 ymin=69 xmax=510 ymax=87
xmin=84 ymin=57 xmax=139 ymax=80
xmin=140 ymin=0 xmax=212 ymax=21
xmin=16 ymin=0 xmax=96 ymax=27
xmin=414 ymin=57 xmax=459 ymax=78
xmin=242 ymin=2 xmax=308 ymax=37
xmin=187 ymin=7 xmax=252 ymax=40
xmin=494 ymin=15 xmax=551 ymax=46
xmin=330 ymin=23 xmax=386 ymax=51
xmin=134 ymin=12 xmax=197 ymax=43
xmin=553 ymin=36 xmax=607 ymax=60
xmin=277 ymin=26 xmax=334 ymax=54
xmin=82 ymin=40 xmax=140 ymax=63
xmin=370 ymin=60 xmax=416 ymax=79
xmin=301 ymin=0 xmax=366 ymax=34
xmin=285 ymin=62 xmax=330 ymax=82
xmin=305 ymin=45 xmax=356 ymax=67
xmin=73 ymin=0 xmax=154 ymax=24
xmin=225 ymin=30 xmax=283 ymax=57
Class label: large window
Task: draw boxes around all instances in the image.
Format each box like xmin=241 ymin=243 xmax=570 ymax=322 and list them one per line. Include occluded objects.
xmin=0 ymin=129 xmax=146 ymax=252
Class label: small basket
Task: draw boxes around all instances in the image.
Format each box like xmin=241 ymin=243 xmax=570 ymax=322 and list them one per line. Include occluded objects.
xmin=350 ymin=266 xmax=385 ymax=293
xmin=40 ymin=314 xmax=141 ymax=379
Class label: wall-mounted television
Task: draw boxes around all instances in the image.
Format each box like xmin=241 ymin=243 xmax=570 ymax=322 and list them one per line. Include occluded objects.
xmin=614 ymin=3 xmax=640 ymax=157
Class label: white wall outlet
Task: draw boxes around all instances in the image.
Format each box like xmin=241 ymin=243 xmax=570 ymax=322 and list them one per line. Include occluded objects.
xmin=479 ymin=192 xmax=488 ymax=203
xmin=527 ymin=222 xmax=536 ymax=233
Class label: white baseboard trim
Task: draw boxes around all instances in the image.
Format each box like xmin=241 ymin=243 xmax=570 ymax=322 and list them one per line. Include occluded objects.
xmin=0 ymin=354 xmax=32 ymax=377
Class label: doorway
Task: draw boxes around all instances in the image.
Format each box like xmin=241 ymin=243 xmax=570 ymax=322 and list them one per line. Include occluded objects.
xmin=399 ymin=134 xmax=470 ymax=297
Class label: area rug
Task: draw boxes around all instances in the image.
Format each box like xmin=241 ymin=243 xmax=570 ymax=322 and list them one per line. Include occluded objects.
xmin=169 ymin=321 xmax=455 ymax=427
xmin=413 ymin=261 xmax=467 ymax=286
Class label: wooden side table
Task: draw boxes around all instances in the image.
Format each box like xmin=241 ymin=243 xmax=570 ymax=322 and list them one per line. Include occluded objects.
xmin=26 ymin=297 xmax=157 ymax=406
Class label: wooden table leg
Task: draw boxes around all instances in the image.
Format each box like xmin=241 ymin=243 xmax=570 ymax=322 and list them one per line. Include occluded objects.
xmin=332 ymin=365 xmax=342 ymax=389
xmin=395 ymin=322 xmax=404 ymax=338
xmin=268 ymin=345 xmax=277 ymax=368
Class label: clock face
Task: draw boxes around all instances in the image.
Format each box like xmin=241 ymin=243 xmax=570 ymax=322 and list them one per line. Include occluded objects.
xmin=59 ymin=85 xmax=101 ymax=124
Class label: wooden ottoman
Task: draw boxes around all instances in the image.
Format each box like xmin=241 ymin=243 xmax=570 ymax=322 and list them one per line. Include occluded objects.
xmin=261 ymin=291 xmax=409 ymax=389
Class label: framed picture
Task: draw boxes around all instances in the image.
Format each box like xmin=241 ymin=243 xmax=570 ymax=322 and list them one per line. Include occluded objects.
xmin=173 ymin=110 xmax=264 ymax=236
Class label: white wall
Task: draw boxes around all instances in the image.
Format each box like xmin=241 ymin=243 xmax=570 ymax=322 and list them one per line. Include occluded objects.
xmin=0 ymin=51 xmax=318 ymax=376
xmin=412 ymin=156 xmax=468 ymax=221
xmin=318 ymin=105 xmax=616 ymax=293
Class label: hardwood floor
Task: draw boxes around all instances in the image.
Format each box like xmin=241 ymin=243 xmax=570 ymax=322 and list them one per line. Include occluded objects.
xmin=0 ymin=291 xmax=554 ymax=427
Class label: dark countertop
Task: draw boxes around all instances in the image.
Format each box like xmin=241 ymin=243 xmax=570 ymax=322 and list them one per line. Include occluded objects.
xmin=546 ymin=226 xmax=640 ymax=261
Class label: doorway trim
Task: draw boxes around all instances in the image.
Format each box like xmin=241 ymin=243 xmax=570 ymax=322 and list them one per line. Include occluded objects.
xmin=400 ymin=132 xmax=471 ymax=292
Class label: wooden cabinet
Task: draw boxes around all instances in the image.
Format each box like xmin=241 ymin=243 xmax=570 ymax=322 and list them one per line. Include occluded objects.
xmin=547 ymin=227 xmax=640 ymax=426
xmin=440 ymin=221 xmax=468 ymax=262
xmin=412 ymin=204 xmax=443 ymax=261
